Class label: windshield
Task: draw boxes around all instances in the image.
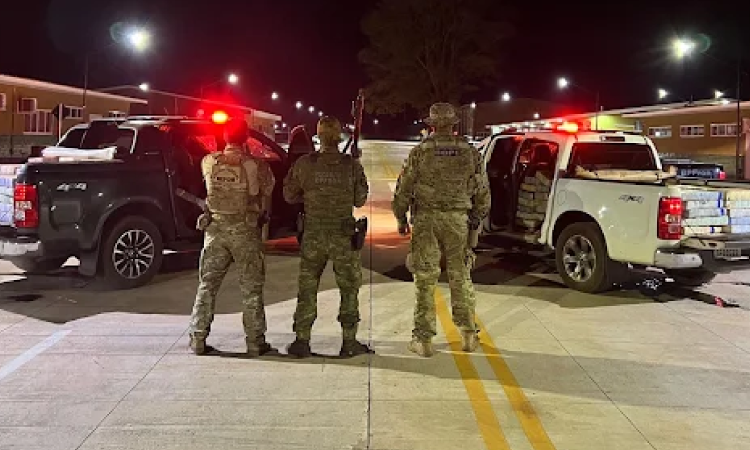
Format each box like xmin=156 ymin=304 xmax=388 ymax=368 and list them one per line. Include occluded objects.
xmin=79 ymin=127 xmax=136 ymax=155
xmin=569 ymin=142 xmax=657 ymax=171
xmin=58 ymin=128 xmax=86 ymax=148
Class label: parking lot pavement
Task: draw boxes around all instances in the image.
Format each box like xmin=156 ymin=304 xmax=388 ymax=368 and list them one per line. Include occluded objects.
xmin=1 ymin=140 xmax=750 ymax=450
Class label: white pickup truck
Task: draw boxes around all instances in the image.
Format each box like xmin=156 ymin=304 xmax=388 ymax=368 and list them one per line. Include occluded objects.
xmin=479 ymin=124 xmax=750 ymax=293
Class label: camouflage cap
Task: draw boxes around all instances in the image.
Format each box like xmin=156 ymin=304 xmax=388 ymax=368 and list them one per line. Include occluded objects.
xmin=317 ymin=116 xmax=343 ymax=143
xmin=424 ymin=103 xmax=460 ymax=126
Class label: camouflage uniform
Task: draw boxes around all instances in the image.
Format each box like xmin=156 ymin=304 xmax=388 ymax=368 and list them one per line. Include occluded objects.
xmin=393 ymin=103 xmax=490 ymax=357
xmin=189 ymin=140 xmax=275 ymax=356
xmin=283 ymin=116 xmax=372 ymax=358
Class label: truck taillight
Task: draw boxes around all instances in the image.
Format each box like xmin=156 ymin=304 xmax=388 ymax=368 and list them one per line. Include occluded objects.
xmin=658 ymin=197 xmax=683 ymax=240
xmin=13 ymin=183 xmax=39 ymax=228
xmin=719 ymin=170 xmax=727 ymax=180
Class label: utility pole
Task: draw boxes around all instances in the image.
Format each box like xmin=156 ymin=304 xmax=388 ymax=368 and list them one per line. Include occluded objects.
xmin=736 ymin=55 xmax=743 ymax=179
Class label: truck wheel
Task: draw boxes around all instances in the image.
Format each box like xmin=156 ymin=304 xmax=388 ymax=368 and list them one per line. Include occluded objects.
xmin=555 ymin=223 xmax=614 ymax=294
xmin=664 ymin=269 xmax=717 ymax=287
xmin=9 ymin=257 xmax=68 ymax=274
xmin=99 ymin=216 xmax=163 ymax=290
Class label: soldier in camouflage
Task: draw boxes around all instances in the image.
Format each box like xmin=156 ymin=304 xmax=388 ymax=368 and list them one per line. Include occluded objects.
xmin=189 ymin=118 xmax=276 ymax=356
xmin=283 ymin=116 xmax=373 ymax=358
xmin=393 ymin=103 xmax=490 ymax=358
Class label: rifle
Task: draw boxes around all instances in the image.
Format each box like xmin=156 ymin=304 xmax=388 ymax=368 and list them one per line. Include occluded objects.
xmin=343 ymin=89 xmax=365 ymax=159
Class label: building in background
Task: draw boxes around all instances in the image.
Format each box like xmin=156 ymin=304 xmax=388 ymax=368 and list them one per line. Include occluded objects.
xmin=458 ymin=98 xmax=566 ymax=139
xmin=624 ymin=101 xmax=750 ymax=176
xmin=0 ymin=74 xmax=146 ymax=157
xmin=484 ymin=97 xmax=750 ymax=177
xmin=98 ymin=86 xmax=282 ymax=140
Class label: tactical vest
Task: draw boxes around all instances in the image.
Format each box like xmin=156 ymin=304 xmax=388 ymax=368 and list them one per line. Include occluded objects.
xmin=205 ymin=151 xmax=260 ymax=215
xmin=302 ymin=152 xmax=355 ymax=220
xmin=413 ymin=136 xmax=477 ymax=211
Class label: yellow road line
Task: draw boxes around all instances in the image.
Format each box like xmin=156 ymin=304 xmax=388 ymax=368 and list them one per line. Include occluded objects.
xmin=476 ymin=317 xmax=558 ymax=450
xmin=374 ymin=147 xmax=399 ymax=179
xmin=435 ymin=290 xmax=511 ymax=450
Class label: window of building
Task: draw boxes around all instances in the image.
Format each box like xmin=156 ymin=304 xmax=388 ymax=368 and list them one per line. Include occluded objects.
xmin=648 ymin=126 xmax=672 ymax=138
xmin=680 ymin=125 xmax=705 ymax=138
xmin=17 ymin=97 xmax=37 ymax=113
xmin=109 ymin=111 xmax=127 ymax=118
xmin=65 ymin=106 xmax=83 ymax=119
xmin=710 ymin=123 xmax=738 ymax=137
xmin=0 ymin=93 xmax=6 ymax=111
xmin=23 ymin=111 xmax=53 ymax=135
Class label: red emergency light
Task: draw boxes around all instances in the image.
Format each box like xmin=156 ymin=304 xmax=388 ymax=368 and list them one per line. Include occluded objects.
xmin=211 ymin=110 xmax=229 ymax=124
xmin=555 ymin=121 xmax=579 ymax=133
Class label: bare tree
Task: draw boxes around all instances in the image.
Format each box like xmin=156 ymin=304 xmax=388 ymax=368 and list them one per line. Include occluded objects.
xmin=360 ymin=0 xmax=511 ymax=114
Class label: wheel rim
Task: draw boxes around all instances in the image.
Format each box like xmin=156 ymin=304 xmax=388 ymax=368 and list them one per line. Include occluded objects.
xmin=562 ymin=234 xmax=597 ymax=283
xmin=112 ymin=229 xmax=155 ymax=279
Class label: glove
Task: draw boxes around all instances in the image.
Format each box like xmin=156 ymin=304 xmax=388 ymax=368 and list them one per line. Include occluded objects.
xmin=257 ymin=210 xmax=270 ymax=227
xmin=398 ymin=221 xmax=411 ymax=236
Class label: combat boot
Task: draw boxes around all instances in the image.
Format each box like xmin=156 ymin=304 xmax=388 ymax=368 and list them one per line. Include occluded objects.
xmin=246 ymin=338 xmax=276 ymax=358
xmin=461 ymin=330 xmax=480 ymax=353
xmin=340 ymin=340 xmax=375 ymax=358
xmin=287 ymin=338 xmax=312 ymax=358
xmin=189 ymin=335 xmax=210 ymax=355
xmin=407 ymin=338 xmax=435 ymax=357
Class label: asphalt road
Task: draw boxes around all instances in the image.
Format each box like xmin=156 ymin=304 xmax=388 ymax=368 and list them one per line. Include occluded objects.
xmin=1 ymin=139 xmax=750 ymax=450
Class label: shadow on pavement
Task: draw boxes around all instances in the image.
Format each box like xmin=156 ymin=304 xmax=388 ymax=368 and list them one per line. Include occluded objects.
xmin=218 ymin=341 xmax=750 ymax=408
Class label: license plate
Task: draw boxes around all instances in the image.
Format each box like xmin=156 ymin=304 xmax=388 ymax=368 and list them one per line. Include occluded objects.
xmin=714 ymin=248 xmax=743 ymax=260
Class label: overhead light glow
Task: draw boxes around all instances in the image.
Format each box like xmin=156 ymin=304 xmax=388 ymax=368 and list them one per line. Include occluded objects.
xmin=127 ymin=29 xmax=151 ymax=51
xmin=673 ymin=39 xmax=695 ymax=59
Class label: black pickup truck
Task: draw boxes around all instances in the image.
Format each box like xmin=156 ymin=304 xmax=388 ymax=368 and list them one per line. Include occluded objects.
xmin=0 ymin=117 xmax=312 ymax=289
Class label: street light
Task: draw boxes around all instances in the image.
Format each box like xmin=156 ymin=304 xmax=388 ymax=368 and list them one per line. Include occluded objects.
xmin=318 ymin=111 xmax=323 ymax=117
xmin=533 ymin=112 xmax=540 ymax=119
xmin=556 ymin=77 xmax=600 ymax=130
xmin=200 ymin=73 xmax=240 ymax=97
xmin=127 ymin=29 xmax=151 ymax=52
xmin=271 ymin=92 xmax=279 ymax=100
xmin=501 ymin=92 xmax=511 ymax=102
xmin=373 ymin=119 xmax=379 ymax=125
xmin=139 ymin=83 xmax=150 ymax=92
xmin=296 ymin=101 xmax=303 ymax=109
xmin=673 ymin=39 xmax=695 ymax=59
xmin=715 ymin=90 xmax=725 ymax=99
xmin=82 ymin=25 xmax=152 ymax=109
xmin=308 ymin=106 xmax=315 ymax=113
xmin=470 ymin=102 xmax=477 ymax=109
xmin=658 ymin=88 xmax=668 ymax=100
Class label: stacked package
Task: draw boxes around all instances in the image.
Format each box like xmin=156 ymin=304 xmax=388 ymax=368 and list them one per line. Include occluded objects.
xmin=680 ymin=190 xmax=727 ymax=236
xmin=0 ymin=165 xmax=21 ymax=227
xmin=723 ymin=189 xmax=750 ymax=234
xmin=516 ymin=171 xmax=552 ymax=237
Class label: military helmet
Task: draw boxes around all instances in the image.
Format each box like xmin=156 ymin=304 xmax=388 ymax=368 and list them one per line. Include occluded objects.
xmin=424 ymin=103 xmax=460 ymax=126
xmin=317 ymin=116 xmax=342 ymax=143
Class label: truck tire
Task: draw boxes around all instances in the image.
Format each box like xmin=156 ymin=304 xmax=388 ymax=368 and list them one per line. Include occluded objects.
xmin=664 ymin=269 xmax=718 ymax=287
xmin=99 ymin=216 xmax=163 ymax=290
xmin=9 ymin=256 xmax=68 ymax=274
xmin=555 ymin=222 xmax=615 ymax=294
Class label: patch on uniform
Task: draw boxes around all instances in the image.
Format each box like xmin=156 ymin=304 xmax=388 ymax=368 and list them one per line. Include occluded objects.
xmin=434 ymin=147 xmax=459 ymax=157
xmin=314 ymin=171 xmax=344 ymax=186
xmin=212 ymin=166 xmax=242 ymax=185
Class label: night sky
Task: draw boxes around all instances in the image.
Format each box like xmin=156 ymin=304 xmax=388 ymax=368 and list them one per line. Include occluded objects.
xmin=3 ymin=0 xmax=750 ymax=129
